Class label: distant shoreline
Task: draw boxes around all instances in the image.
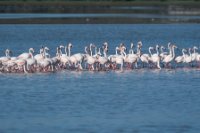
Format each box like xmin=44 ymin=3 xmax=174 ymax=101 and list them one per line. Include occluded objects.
xmin=0 ymin=17 xmax=200 ymax=24
xmin=0 ymin=1 xmax=200 ymax=13
xmin=0 ymin=1 xmax=200 ymax=24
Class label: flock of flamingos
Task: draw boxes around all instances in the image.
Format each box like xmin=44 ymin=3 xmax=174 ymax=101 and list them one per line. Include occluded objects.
xmin=0 ymin=41 xmax=200 ymax=73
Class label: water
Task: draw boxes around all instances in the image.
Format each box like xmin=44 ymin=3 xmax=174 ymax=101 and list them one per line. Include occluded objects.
xmin=0 ymin=24 xmax=200 ymax=133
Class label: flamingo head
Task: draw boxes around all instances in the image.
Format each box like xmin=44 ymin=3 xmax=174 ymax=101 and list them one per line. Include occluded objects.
xmin=103 ymin=42 xmax=108 ymax=47
xmin=182 ymin=48 xmax=187 ymax=53
xmin=193 ymin=46 xmax=198 ymax=50
xmin=5 ymin=49 xmax=9 ymax=54
xmin=121 ymin=46 xmax=127 ymax=53
xmin=59 ymin=45 xmax=64 ymax=49
xmin=44 ymin=47 xmax=49 ymax=51
xmin=119 ymin=43 xmax=125 ymax=48
xmin=9 ymin=50 xmax=13 ymax=56
xmin=84 ymin=46 xmax=90 ymax=54
xmin=116 ymin=46 xmax=119 ymax=51
xmin=173 ymin=45 xmax=177 ymax=49
xmin=68 ymin=43 xmax=72 ymax=48
xmin=156 ymin=45 xmax=159 ymax=50
xmin=131 ymin=43 xmax=134 ymax=49
xmin=29 ymin=48 xmax=34 ymax=53
xmin=149 ymin=47 xmax=154 ymax=50
xmin=137 ymin=41 xmax=142 ymax=48
xmin=89 ymin=43 xmax=95 ymax=48
xmin=97 ymin=48 xmax=102 ymax=56
xmin=102 ymin=46 xmax=108 ymax=53
xmin=160 ymin=46 xmax=165 ymax=50
xmin=168 ymin=42 xmax=171 ymax=49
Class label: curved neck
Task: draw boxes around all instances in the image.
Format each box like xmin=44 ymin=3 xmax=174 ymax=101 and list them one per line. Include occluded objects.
xmin=115 ymin=48 xmax=118 ymax=55
xmin=156 ymin=47 xmax=159 ymax=55
xmin=40 ymin=49 xmax=43 ymax=55
xmin=98 ymin=48 xmax=101 ymax=56
xmin=90 ymin=46 xmax=93 ymax=56
xmin=5 ymin=51 xmax=9 ymax=57
xmin=149 ymin=48 xmax=152 ymax=56
xmin=101 ymin=48 xmax=106 ymax=57
xmin=123 ymin=51 xmax=127 ymax=57
xmin=137 ymin=47 xmax=140 ymax=55
xmin=189 ymin=49 xmax=191 ymax=56
xmin=95 ymin=47 xmax=97 ymax=56
xmin=65 ymin=46 xmax=68 ymax=56
xmin=85 ymin=47 xmax=88 ymax=55
xmin=43 ymin=49 xmax=46 ymax=58
xmin=169 ymin=46 xmax=172 ymax=55
xmin=103 ymin=50 xmax=107 ymax=57
xmin=182 ymin=50 xmax=185 ymax=57
xmin=172 ymin=47 xmax=175 ymax=58
xmin=193 ymin=49 xmax=196 ymax=54
xmin=161 ymin=47 xmax=164 ymax=53
xmin=30 ymin=52 xmax=33 ymax=59
xmin=59 ymin=48 xmax=63 ymax=55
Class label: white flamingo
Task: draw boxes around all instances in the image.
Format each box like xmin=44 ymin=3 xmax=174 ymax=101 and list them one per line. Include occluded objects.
xmin=37 ymin=47 xmax=53 ymax=72
xmin=191 ymin=46 xmax=198 ymax=62
xmin=18 ymin=48 xmax=34 ymax=60
xmin=124 ymin=43 xmax=139 ymax=69
xmin=184 ymin=48 xmax=192 ymax=65
xmin=160 ymin=46 xmax=168 ymax=61
xmin=162 ymin=45 xmax=177 ymax=67
xmin=26 ymin=48 xmax=37 ymax=71
xmin=115 ymin=46 xmax=126 ymax=70
xmin=0 ymin=49 xmax=11 ymax=64
xmin=59 ymin=45 xmax=70 ymax=68
xmin=97 ymin=47 xmax=109 ymax=70
xmin=149 ymin=45 xmax=161 ymax=69
xmin=84 ymin=44 xmax=97 ymax=70
xmin=175 ymin=48 xmax=186 ymax=64
xmin=138 ymin=43 xmax=151 ymax=67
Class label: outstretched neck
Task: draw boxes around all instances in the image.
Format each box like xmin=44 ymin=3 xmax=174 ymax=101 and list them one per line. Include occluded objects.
xmin=68 ymin=47 xmax=71 ymax=57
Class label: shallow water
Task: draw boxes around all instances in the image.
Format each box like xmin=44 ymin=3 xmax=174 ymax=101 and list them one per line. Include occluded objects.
xmin=0 ymin=24 xmax=200 ymax=133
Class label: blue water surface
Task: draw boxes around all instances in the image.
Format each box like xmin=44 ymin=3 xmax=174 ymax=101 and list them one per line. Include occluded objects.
xmin=0 ymin=24 xmax=200 ymax=133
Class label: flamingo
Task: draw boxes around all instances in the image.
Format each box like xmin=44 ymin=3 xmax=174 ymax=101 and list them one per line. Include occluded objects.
xmin=15 ymin=58 xmax=28 ymax=73
xmin=184 ymin=48 xmax=192 ymax=66
xmin=115 ymin=46 xmax=126 ymax=71
xmin=67 ymin=43 xmax=81 ymax=70
xmin=34 ymin=47 xmax=45 ymax=62
xmin=191 ymin=46 xmax=198 ymax=67
xmin=175 ymin=48 xmax=186 ymax=66
xmin=162 ymin=45 xmax=177 ymax=67
xmin=59 ymin=45 xmax=70 ymax=68
xmin=1 ymin=49 xmax=17 ymax=72
xmin=26 ymin=48 xmax=37 ymax=72
xmin=84 ymin=54 xmax=96 ymax=70
xmin=160 ymin=46 xmax=168 ymax=61
xmin=138 ymin=42 xmax=151 ymax=67
xmin=37 ymin=47 xmax=54 ymax=72
xmin=97 ymin=47 xmax=109 ymax=70
xmin=0 ymin=49 xmax=11 ymax=64
xmin=149 ymin=45 xmax=161 ymax=69
xmin=124 ymin=43 xmax=139 ymax=69
xmin=84 ymin=44 xmax=97 ymax=70
xmin=18 ymin=48 xmax=34 ymax=60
